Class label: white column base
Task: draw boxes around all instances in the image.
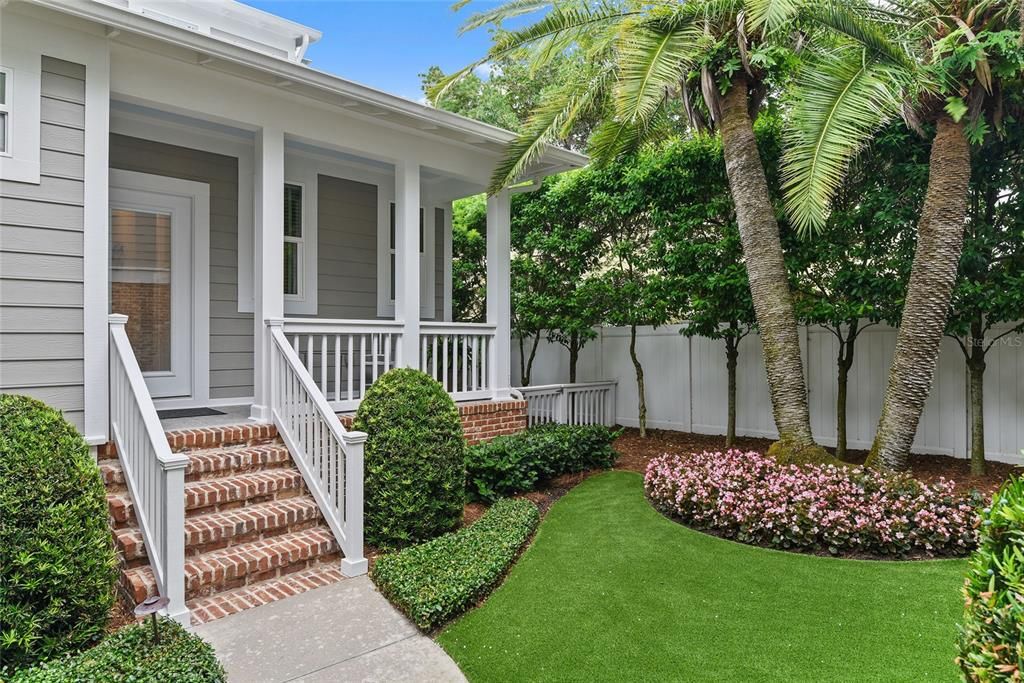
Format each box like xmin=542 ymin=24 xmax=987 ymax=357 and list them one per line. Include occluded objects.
xmin=341 ymin=557 xmax=368 ymax=577
xmin=249 ymin=403 xmax=272 ymax=423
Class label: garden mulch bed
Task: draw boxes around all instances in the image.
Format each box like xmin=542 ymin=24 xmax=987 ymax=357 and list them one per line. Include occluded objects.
xmin=611 ymin=428 xmax=1021 ymax=496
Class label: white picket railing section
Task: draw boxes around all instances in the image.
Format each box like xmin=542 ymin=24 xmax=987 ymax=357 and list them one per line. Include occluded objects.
xmin=519 ymin=381 xmax=617 ymax=427
xmin=282 ymin=319 xmax=404 ymax=412
xmin=108 ymin=315 xmax=190 ymax=624
xmin=420 ymin=322 xmax=497 ymax=402
xmin=267 ymin=320 xmax=368 ymax=576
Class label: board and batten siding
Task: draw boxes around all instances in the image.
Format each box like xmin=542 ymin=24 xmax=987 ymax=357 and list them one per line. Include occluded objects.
xmin=0 ymin=57 xmax=87 ymax=428
xmin=108 ymin=134 xmax=254 ymax=400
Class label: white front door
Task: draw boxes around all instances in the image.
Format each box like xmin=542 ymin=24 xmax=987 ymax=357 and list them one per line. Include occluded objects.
xmin=109 ymin=170 xmax=210 ymax=402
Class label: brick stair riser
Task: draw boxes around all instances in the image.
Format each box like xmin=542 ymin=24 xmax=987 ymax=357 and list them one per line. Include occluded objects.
xmin=124 ymin=532 xmax=339 ymax=602
xmin=114 ymin=498 xmax=324 ymax=564
xmin=101 ymin=445 xmax=293 ymax=492
xmin=98 ymin=424 xmax=280 ymax=460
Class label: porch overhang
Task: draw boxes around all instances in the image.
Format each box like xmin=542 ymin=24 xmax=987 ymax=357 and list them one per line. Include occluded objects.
xmin=26 ymin=0 xmax=589 ymax=184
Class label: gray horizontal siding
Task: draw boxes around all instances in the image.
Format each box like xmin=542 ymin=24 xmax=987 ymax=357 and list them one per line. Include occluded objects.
xmin=315 ymin=174 xmax=379 ymax=319
xmin=0 ymin=57 xmax=87 ymax=429
xmin=109 ymin=133 xmax=253 ymax=400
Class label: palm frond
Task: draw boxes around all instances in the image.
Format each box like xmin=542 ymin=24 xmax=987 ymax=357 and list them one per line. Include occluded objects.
xmin=431 ymin=3 xmax=635 ymax=102
xmin=782 ymin=49 xmax=905 ymax=232
xmin=745 ymin=0 xmax=802 ymax=34
xmin=488 ymin=66 xmax=615 ymax=193
xmin=615 ymin=19 xmax=702 ymax=124
xmin=458 ymin=0 xmax=554 ymax=34
xmin=803 ymin=2 xmax=916 ymax=70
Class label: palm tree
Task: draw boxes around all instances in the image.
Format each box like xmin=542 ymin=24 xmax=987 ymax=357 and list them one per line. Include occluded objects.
xmin=782 ymin=0 xmax=1022 ymax=470
xmin=438 ymin=0 xmax=835 ymax=463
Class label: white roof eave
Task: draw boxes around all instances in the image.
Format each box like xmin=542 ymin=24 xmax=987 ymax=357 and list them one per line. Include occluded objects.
xmin=28 ymin=0 xmax=589 ymax=180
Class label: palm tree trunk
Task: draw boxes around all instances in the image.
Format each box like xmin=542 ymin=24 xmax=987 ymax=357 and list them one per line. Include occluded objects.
xmin=865 ymin=116 xmax=971 ymax=471
xmin=718 ymin=74 xmax=824 ymax=463
xmin=629 ymin=324 xmax=647 ymax=438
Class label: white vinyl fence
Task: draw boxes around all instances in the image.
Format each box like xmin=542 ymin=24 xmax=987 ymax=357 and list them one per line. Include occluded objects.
xmin=514 ymin=323 xmax=1024 ymax=464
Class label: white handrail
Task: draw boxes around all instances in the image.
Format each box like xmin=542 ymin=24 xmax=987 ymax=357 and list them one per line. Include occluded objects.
xmin=267 ymin=319 xmax=367 ymax=577
xmin=519 ymin=381 xmax=618 ymax=427
xmin=108 ymin=314 xmax=190 ymax=625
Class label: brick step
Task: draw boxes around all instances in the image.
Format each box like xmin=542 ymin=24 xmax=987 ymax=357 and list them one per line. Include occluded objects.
xmin=98 ymin=423 xmax=279 ymax=460
xmin=114 ymin=497 xmax=323 ymax=565
xmin=188 ymin=564 xmax=346 ymax=625
xmin=107 ymin=468 xmax=306 ymax=528
xmin=100 ymin=442 xmax=293 ymax=491
xmin=123 ymin=526 xmax=339 ymax=602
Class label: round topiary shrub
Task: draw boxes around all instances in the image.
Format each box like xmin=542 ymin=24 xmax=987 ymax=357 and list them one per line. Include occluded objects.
xmin=352 ymin=369 xmax=465 ymax=548
xmin=0 ymin=394 xmax=117 ymax=672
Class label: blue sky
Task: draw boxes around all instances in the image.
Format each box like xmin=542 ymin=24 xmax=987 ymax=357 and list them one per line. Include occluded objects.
xmin=241 ymin=1 xmax=503 ymax=101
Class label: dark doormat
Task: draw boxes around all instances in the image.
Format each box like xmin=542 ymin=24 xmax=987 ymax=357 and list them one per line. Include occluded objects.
xmin=157 ymin=407 xmax=226 ymax=419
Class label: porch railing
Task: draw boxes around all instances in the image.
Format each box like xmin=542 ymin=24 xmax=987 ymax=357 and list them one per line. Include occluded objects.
xmin=420 ymin=322 xmax=497 ymax=402
xmin=267 ymin=319 xmax=367 ymax=576
xmin=282 ymin=318 xmax=404 ymax=412
xmin=519 ymin=381 xmax=618 ymax=427
xmin=108 ymin=315 xmax=190 ymax=624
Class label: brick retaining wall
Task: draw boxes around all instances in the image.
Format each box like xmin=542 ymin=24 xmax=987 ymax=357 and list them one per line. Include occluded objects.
xmin=338 ymin=398 xmax=528 ymax=445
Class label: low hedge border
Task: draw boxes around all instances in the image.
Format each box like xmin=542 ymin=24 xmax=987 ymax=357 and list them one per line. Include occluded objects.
xmin=11 ymin=618 xmax=225 ymax=682
xmin=465 ymin=423 xmax=620 ymax=503
xmin=371 ymin=498 xmax=540 ymax=630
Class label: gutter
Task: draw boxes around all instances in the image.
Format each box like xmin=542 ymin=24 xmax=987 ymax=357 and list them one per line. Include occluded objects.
xmin=26 ymin=0 xmax=589 ymax=171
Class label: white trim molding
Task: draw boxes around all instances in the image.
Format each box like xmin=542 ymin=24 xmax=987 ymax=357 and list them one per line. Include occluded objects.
xmin=0 ymin=12 xmax=43 ymax=183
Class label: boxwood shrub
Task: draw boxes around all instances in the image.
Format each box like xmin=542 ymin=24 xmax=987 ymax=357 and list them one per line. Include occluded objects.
xmin=465 ymin=423 xmax=620 ymax=503
xmin=11 ymin=618 xmax=225 ymax=682
xmin=353 ymin=369 xmax=465 ymax=548
xmin=957 ymin=475 xmax=1024 ymax=681
xmin=0 ymin=394 xmax=117 ymax=672
xmin=371 ymin=498 xmax=539 ymax=630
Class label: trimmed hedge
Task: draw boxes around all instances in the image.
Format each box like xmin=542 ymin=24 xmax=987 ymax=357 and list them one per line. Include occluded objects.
xmin=372 ymin=498 xmax=539 ymax=630
xmin=465 ymin=423 xmax=620 ymax=502
xmin=0 ymin=394 xmax=117 ymax=672
xmin=353 ymin=369 xmax=465 ymax=548
xmin=957 ymin=475 xmax=1024 ymax=681
xmin=12 ymin=618 xmax=225 ymax=682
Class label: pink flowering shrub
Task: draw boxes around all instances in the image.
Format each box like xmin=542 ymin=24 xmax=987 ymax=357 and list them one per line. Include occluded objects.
xmin=645 ymin=450 xmax=981 ymax=557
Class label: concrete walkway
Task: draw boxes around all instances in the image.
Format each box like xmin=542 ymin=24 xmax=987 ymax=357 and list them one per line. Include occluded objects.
xmin=195 ymin=576 xmax=466 ymax=682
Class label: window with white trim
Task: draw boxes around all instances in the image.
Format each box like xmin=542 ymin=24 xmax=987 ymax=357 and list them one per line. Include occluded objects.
xmin=388 ymin=202 xmax=424 ymax=302
xmin=283 ymin=183 xmax=303 ymax=297
xmin=0 ymin=67 xmax=11 ymax=155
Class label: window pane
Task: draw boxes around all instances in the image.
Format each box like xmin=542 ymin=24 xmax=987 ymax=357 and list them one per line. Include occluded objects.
xmin=284 ymin=241 xmax=299 ymax=295
xmin=389 ymin=203 xmax=395 ymax=249
xmin=284 ymin=184 xmax=302 ymax=238
xmin=390 ymin=253 xmax=396 ymax=301
xmin=0 ymin=71 xmax=6 ymax=105
xmin=110 ymin=208 xmax=172 ymax=373
xmin=0 ymin=112 xmax=6 ymax=154
xmin=419 ymin=208 xmax=424 ymax=253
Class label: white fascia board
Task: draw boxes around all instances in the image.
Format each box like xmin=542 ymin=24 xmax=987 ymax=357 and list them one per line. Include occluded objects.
xmin=27 ymin=0 xmax=589 ymax=181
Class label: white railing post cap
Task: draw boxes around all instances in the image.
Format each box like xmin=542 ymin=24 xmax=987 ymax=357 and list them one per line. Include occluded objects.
xmin=265 ymin=317 xmax=285 ymax=328
xmin=109 ymin=313 xmax=129 ymax=326
xmin=341 ymin=430 xmax=368 ymax=445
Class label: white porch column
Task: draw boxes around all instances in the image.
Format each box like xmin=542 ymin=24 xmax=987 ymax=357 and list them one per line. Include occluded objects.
xmin=487 ymin=190 xmax=513 ymax=399
xmin=395 ymin=159 xmax=420 ymax=368
xmin=251 ymin=126 xmax=286 ymax=421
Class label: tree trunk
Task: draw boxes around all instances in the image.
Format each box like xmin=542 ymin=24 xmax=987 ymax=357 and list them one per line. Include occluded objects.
xmin=568 ymin=332 xmax=579 ymax=384
xmin=522 ymin=331 xmax=540 ymax=387
xmin=718 ymin=74 xmax=824 ymax=463
xmin=866 ymin=116 xmax=972 ymax=471
xmin=725 ymin=334 xmax=739 ymax=448
xmin=835 ymin=320 xmax=859 ymax=462
xmin=629 ymin=324 xmax=647 ymax=438
xmin=968 ymin=318 xmax=987 ymax=476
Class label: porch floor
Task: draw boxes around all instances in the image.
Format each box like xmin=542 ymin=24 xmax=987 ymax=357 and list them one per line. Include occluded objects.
xmin=157 ymin=404 xmax=252 ymax=431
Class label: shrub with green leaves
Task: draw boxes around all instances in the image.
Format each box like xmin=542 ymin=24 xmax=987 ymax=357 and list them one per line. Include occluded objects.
xmin=353 ymin=369 xmax=465 ymax=548
xmin=957 ymin=474 xmax=1024 ymax=681
xmin=0 ymin=394 xmax=117 ymax=672
xmin=12 ymin=618 xmax=225 ymax=682
xmin=371 ymin=498 xmax=539 ymax=630
xmin=465 ymin=423 xmax=620 ymax=502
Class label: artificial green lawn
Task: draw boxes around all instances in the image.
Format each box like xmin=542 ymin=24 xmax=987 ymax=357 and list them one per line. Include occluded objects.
xmin=438 ymin=471 xmax=966 ymax=682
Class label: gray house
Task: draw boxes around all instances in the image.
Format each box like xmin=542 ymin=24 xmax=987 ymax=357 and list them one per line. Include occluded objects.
xmin=0 ymin=0 xmax=588 ymax=625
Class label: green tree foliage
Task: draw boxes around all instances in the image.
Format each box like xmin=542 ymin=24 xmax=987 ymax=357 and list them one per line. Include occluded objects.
xmin=451 ymin=195 xmax=487 ymax=323
xmin=946 ymin=117 xmax=1024 ymax=475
